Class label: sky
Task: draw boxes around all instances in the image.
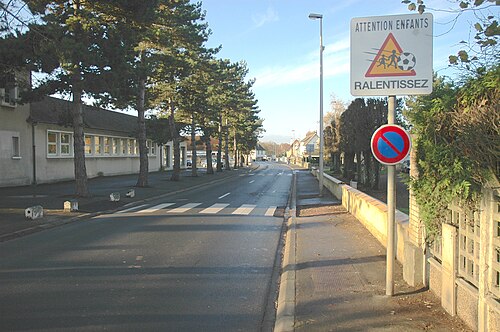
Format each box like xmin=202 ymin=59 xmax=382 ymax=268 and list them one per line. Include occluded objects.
xmin=199 ymin=0 xmax=499 ymax=143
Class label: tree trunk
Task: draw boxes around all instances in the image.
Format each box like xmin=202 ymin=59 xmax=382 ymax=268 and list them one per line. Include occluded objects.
xmin=364 ymin=150 xmax=372 ymax=187
xmin=136 ymin=74 xmax=148 ymax=187
xmin=204 ymin=135 xmax=214 ymax=175
xmin=233 ymin=128 xmax=237 ymax=169
xmin=224 ymin=118 xmax=230 ymax=170
xmin=169 ymin=100 xmax=180 ymax=181
xmin=355 ymin=151 xmax=362 ymax=181
xmin=71 ymin=87 xmax=89 ymax=197
xmin=333 ymin=152 xmax=340 ymax=173
xmin=191 ymin=114 xmax=197 ymax=177
xmin=373 ymin=156 xmax=380 ymax=190
xmin=343 ymin=152 xmax=355 ymax=180
xmin=217 ymin=116 xmax=223 ymax=172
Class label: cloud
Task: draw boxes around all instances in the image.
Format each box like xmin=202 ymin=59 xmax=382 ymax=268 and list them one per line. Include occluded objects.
xmin=252 ymin=7 xmax=279 ymax=28
xmin=254 ymin=36 xmax=350 ymax=88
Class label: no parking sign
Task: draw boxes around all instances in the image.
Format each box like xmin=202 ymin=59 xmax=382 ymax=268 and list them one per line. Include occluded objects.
xmin=371 ymin=124 xmax=411 ymax=165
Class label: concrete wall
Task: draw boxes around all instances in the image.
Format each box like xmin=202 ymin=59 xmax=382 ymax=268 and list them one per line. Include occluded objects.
xmin=456 ymin=279 xmax=479 ymax=330
xmin=428 ymin=257 xmax=442 ymax=299
xmin=311 ymin=169 xmax=408 ymax=263
xmin=0 ymin=102 xmax=32 ymax=186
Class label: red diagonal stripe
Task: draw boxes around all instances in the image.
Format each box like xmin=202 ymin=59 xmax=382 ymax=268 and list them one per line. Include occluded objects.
xmin=381 ymin=134 xmax=402 ymax=154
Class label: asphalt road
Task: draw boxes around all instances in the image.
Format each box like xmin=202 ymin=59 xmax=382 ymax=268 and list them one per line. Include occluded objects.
xmin=0 ymin=162 xmax=292 ymax=331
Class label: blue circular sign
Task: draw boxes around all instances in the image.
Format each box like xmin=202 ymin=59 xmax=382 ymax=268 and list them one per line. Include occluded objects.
xmin=371 ymin=125 xmax=411 ymax=165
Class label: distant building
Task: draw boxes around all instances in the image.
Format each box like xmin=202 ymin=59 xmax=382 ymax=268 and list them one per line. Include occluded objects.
xmin=251 ymin=143 xmax=266 ymax=161
xmin=300 ymin=131 xmax=319 ymax=158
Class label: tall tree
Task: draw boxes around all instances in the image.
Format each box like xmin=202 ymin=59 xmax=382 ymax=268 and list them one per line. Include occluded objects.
xmin=109 ymin=0 xmax=209 ymax=186
xmin=15 ymin=1 xmax=139 ymax=196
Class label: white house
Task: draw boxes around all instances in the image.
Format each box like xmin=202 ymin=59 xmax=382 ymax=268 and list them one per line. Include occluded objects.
xmin=0 ymin=94 xmax=187 ymax=187
xmin=300 ymin=131 xmax=319 ymax=158
xmin=251 ymin=143 xmax=267 ymax=161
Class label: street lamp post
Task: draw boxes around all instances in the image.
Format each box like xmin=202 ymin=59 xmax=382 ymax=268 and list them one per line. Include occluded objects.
xmin=308 ymin=13 xmax=324 ymax=196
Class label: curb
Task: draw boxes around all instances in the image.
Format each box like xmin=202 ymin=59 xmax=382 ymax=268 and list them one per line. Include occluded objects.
xmin=274 ymin=171 xmax=297 ymax=332
xmin=0 ymin=168 xmax=250 ymax=243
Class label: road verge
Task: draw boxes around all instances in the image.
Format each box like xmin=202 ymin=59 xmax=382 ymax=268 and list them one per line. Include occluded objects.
xmin=274 ymin=171 xmax=297 ymax=332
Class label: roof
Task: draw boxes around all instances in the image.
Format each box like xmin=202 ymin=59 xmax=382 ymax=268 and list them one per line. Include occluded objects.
xmin=29 ymin=97 xmax=138 ymax=136
xmin=301 ymin=131 xmax=318 ymax=145
xmin=255 ymin=143 xmax=265 ymax=151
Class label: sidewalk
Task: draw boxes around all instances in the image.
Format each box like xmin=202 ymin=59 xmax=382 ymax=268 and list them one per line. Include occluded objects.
xmin=0 ymin=168 xmax=247 ymax=242
xmin=287 ymin=170 xmax=471 ymax=331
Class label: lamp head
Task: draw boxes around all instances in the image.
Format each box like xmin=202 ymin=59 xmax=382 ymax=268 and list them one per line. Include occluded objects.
xmin=308 ymin=13 xmax=323 ymax=20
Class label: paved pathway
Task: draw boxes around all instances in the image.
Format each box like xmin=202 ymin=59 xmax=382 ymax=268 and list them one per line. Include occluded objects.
xmin=290 ymin=170 xmax=471 ymax=331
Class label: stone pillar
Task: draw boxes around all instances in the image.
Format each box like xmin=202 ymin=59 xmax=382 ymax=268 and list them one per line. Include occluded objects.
xmin=441 ymin=223 xmax=458 ymax=316
xmin=478 ymin=187 xmax=493 ymax=332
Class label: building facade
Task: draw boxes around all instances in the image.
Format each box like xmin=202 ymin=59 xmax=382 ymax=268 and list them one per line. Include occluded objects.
xmin=0 ymin=96 xmax=186 ymax=187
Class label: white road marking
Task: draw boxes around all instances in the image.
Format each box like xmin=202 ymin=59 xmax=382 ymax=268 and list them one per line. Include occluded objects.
xmin=200 ymin=203 xmax=229 ymax=214
xmin=249 ymin=180 xmax=255 ymax=184
xmin=137 ymin=203 xmax=175 ymax=214
xmin=167 ymin=203 xmax=201 ymax=214
xmin=265 ymin=206 xmax=277 ymax=216
xmin=117 ymin=204 xmax=148 ymax=214
xmin=218 ymin=192 xmax=230 ymax=199
xmin=232 ymin=204 xmax=257 ymax=215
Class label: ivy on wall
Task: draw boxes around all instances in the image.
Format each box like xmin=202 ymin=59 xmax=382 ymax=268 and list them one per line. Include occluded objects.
xmin=405 ymin=66 xmax=499 ymax=237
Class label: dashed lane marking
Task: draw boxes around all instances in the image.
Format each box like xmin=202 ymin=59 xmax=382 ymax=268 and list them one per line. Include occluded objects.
xmin=218 ymin=193 xmax=230 ymax=199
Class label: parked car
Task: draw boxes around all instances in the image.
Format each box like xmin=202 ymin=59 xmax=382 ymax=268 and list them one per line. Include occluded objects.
xmin=186 ymin=160 xmax=192 ymax=168
xmin=401 ymin=159 xmax=410 ymax=173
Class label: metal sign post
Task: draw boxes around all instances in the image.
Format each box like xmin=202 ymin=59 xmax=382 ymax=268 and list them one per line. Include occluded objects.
xmin=351 ymin=12 xmax=433 ymax=296
xmin=386 ymin=95 xmax=396 ymax=296
xmin=371 ymin=112 xmax=412 ymax=296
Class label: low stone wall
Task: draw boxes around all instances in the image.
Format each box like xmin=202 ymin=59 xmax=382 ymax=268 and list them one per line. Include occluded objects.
xmin=312 ymin=169 xmax=408 ymax=263
xmin=314 ymin=169 xmax=500 ymax=331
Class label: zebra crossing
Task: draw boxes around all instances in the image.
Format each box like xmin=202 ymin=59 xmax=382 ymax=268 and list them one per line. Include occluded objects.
xmin=117 ymin=201 xmax=279 ymax=217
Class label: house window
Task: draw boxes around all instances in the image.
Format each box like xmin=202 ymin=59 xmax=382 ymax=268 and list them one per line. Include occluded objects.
xmin=129 ymin=139 xmax=135 ymax=155
xmin=121 ymin=139 xmax=127 ymax=155
xmin=165 ymin=145 xmax=171 ymax=167
xmin=104 ymin=137 xmax=111 ymax=155
xmin=60 ymin=133 xmax=71 ymax=155
xmin=94 ymin=136 xmax=102 ymax=155
xmin=149 ymin=140 xmax=156 ymax=156
xmin=12 ymin=136 xmax=20 ymax=158
xmin=181 ymin=146 xmax=186 ymax=165
xmin=112 ymin=138 xmax=119 ymax=155
xmin=85 ymin=135 xmax=92 ymax=155
xmin=47 ymin=131 xmax=57 ymax=155
xmin=47 ymin=131 xmax=74 ymax=157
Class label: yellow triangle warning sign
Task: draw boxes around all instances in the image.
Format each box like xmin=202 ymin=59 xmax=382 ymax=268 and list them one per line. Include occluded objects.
xmin=365 ymin=33 xmax=416 ymax=77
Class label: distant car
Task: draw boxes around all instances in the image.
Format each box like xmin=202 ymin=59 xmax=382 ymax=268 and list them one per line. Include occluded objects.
xmin=401 ymin=159 xmax=410 ymax=173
